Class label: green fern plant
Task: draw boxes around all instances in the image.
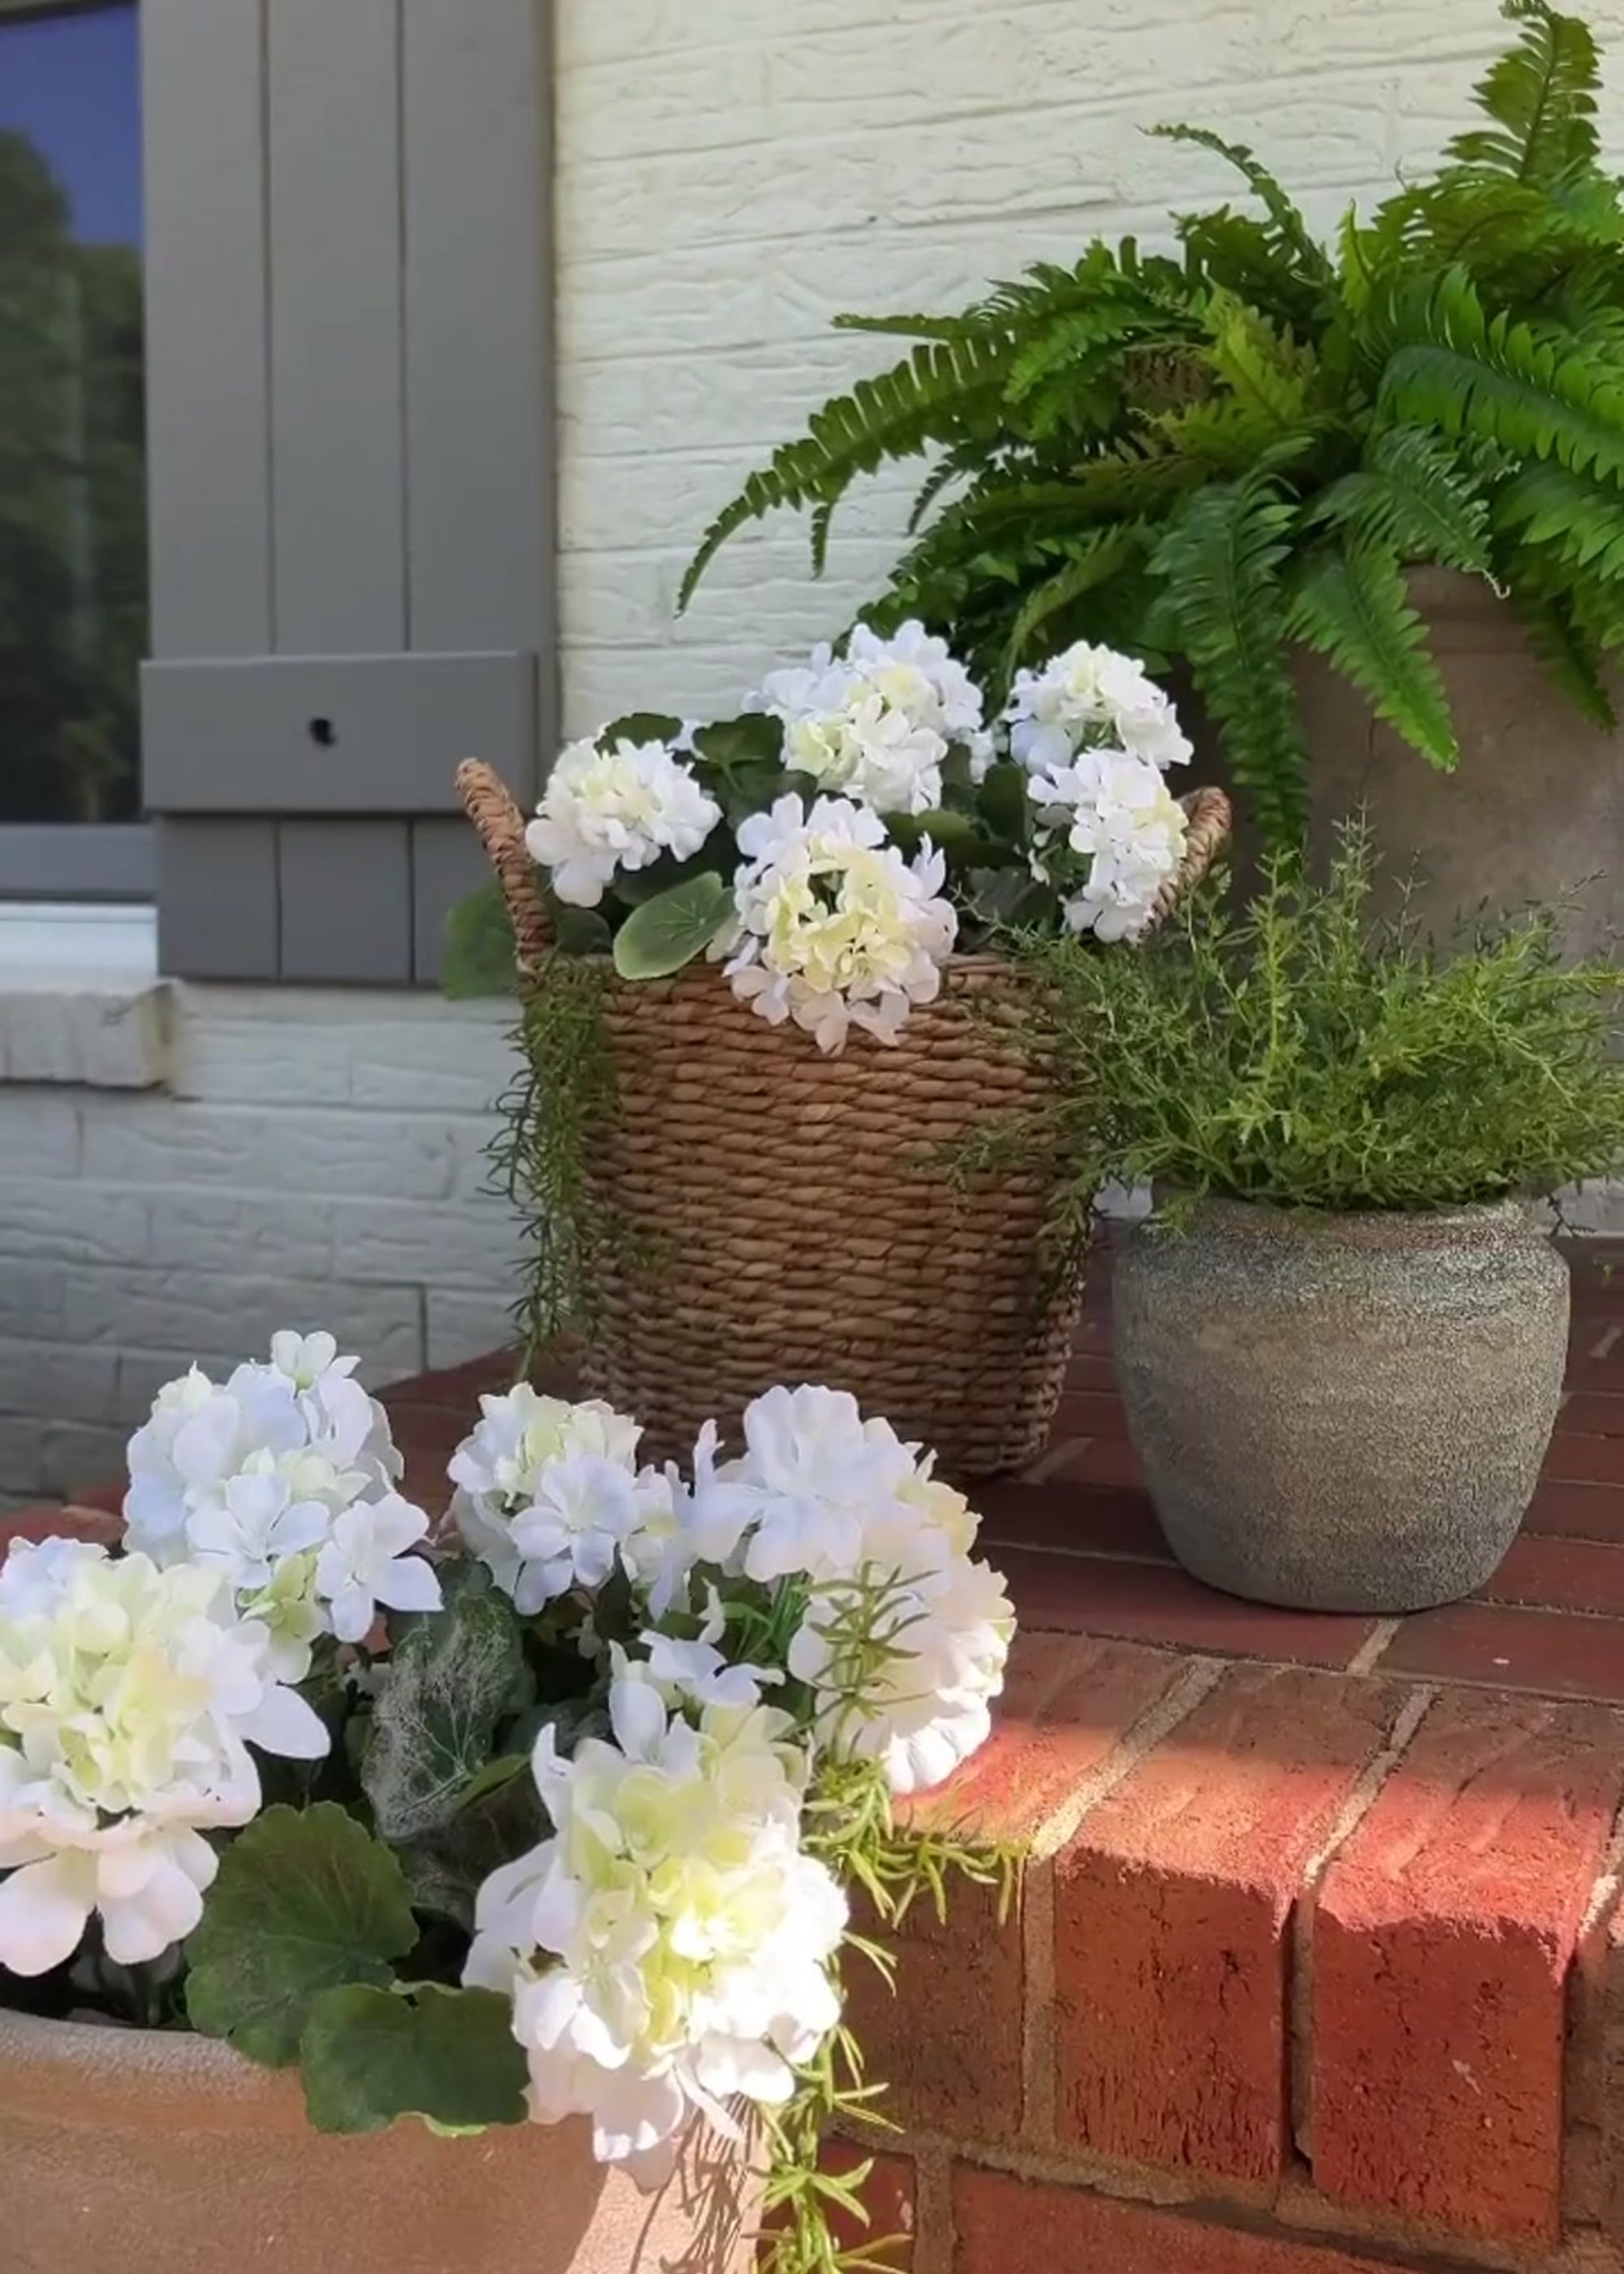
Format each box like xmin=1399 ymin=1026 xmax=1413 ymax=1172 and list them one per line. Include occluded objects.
xmin=679 ymin=0 xmax=1624 ymax=849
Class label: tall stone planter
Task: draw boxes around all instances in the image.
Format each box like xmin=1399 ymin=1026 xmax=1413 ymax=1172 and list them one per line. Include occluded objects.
xmin=1296 ymin=567 xmax=1623 ymax=958
xmin=0 ymin=2008 xmax=760 ymax=2274
xmin=1112 ymin=1199 xmax=1569 ymax=1614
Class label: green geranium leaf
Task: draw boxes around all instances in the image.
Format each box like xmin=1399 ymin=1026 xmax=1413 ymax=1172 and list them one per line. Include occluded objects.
xmin=439 ymin=882 xmax=515 ymax=999
xmin=691 ymin=712 xmax=784 ymax=771
xmin=612 ymin=870 xmax=733 ymax=979
xmin=599 ymin=710 xmax=685 ymax=748
xmin=299 ymin=1982 xmax=529 ymax=2135
xmin=551 ymin=904 xmax=614 ymax=956
xmin=184 ymin=1804 xmax=417 ymax=2066
xmin=361 ymin=1563 xmax=527 ymax=1844
xmin=399 ymin=1756 xmax=549 ymax=1929
xmin=978 ymin=759 xmax=1031 ymax=840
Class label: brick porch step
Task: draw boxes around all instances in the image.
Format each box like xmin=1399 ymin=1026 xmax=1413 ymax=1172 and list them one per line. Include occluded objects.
xmin=9 ymin=1238 xmax=1624 ymax=2273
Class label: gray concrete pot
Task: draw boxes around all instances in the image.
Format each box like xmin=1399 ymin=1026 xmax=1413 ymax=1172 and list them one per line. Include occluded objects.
xmin=1113 ymin=1198 xmax=1569 ymax=1614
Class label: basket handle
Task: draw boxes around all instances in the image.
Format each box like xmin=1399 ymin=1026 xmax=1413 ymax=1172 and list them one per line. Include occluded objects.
xmin=1148 ymin=785 xmax=1232 ymax=934
xmin=456 ymin=757 xmax=551 ymax=981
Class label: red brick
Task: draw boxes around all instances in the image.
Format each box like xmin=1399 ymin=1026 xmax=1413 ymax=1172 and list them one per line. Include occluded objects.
xmin=759 ymin=2142 xmax=914 ymax=2269
xmin=849 ymin=1635 xmax=1186 ymax=2142
xmin=1525 ymin=1479 xmax=1624 ymax=1542
xmin=1043 ymin=1436 xmax=1144 ymax=1489
xmin=996 ymin=1546 xmax=1379 ymax=1670
xmin=949 ymin=2167 xmax=1422 ymax=2274
xmin=1545 ymin=1433 xmax=1624 ymax=1486
xmin=68 ymin=1476 xmax=125 ymax=1518
xmin=1559 ymin=1391 xmax=1624 ymax=1437
xmin=1059 ymin=1353 xmax=1116 ymax=1394
xmin=1478 ymin=1533 xmax=1624 ymax=1615
xmin=975 ymin=1481 xmax=1171 ymax=1562
xmin=1380 ymin=1602 xmax=1624 ymax=1703
xmin=1052 ymin=1666 xmax=1399 ymax=2187
xmin=380 ymin=1349 xmax=526 ymax=1416
xmin=1311 ymin=1688 xmax=1624 ymax=2243
xmin=0 ymin=1502 xmax=119 ymax=1549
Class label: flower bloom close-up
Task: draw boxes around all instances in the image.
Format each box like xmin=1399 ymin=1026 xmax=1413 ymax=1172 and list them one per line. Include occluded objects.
xmin=525 ymin=733 xmax=723 ymax=906
xmin=1005 ymin=638 xmax=1194 ymax=776
xmin=1028 ymin=746 xmax=1190 ymax=943
xmin=751 ymin=620 xmax=987 ymax=815
xmin=719 ymin=793 xmax=958 ymax=1053
xmin=120 ymin=1340 xmax=438 ymax=1675
xmin=0 ymin=1540 xmax=328 ymax=1976
xmin=466 ymin=1666 xmax=847 ymax=2188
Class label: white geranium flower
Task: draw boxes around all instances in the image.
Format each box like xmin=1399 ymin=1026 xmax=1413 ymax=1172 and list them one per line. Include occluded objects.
xmin=468 ymin=1680 xmax=845 ymax=2190
xmin=0 ymin=1541 xmax=327 ymax=1974
xmin=1007 ymin=640 xmax=1192 ymax=775
xmin=790 ymin=1549 xmax=1014 ymax=1796
xmin=750 ymin=621 xmax=985 ymax=817
xmin=1027 ymin=746 xmax=1188 ymax=944
xmin=525 ymin=736 xmax=722 ymax=908
xmin=184 ymin=1464 xmax=331 ymax=1594
xmin=123 ymin=1366 xmax=306 ymax=1550
xmin=720 ymin=793 xmax=957 ymax=1053
xmin=709 ymin=1384 xmax=919 ymax=1584
xmin=312 ymin=1493 xmax=442 ymax=1644
xmin=450 ymin=1388 xmax=658 ymax=1607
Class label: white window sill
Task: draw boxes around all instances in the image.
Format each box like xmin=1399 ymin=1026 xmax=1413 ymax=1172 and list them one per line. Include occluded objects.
xmin=0 ymin=903 xmax=169 ymax=1089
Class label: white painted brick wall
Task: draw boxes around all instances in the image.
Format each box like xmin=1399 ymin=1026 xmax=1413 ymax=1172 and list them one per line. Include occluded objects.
xmin=0 ymin=987 xmax=520 ymax=1507
xmin=553 ymin=0 xmax=1624 ymax=726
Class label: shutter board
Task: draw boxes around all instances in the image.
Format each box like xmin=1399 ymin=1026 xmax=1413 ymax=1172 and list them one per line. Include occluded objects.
xmin=141 ymin=652 xmax=539 ymax=814
xmin=142 ymin=0 xmax=274 ymax=658
xmin=141 ymin=0 xmax=554 ymax=981
xmin=267 ymin=0 xmax=408 ymax=653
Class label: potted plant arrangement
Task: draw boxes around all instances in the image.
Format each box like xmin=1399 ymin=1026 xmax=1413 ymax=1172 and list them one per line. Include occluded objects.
xmin=680 ymin=0 xmax=1624 ymax=947
xmin=1012 ymin=828 xmax=1624 ymax=1613
xmin=455 ymin=627 xmax=1228 ymax=1478
xmin=0 ymin=1332 xmax=1017 ymax=2272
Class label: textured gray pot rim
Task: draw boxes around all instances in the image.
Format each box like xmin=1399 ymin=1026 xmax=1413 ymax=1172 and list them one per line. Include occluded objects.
xmin=1135 ymin=1194 xmax=1551 ymax=1248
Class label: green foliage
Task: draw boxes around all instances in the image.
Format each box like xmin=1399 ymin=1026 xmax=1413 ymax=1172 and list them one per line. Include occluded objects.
xmin=757 ymin=1754 xmax=1021 ymax=2274
xmin=1017 ymin=824 xmax=1624 ymax=1216
xmin=611 ymin=868 xmax=734 ymax=978
xmin=184 ymin=1805 xmax=418 ymax=2065
xmin=440 ymin=880 xmax=517 ymax=998
xmin=298 ymin=1982 xmax=529 ymax=2136
xmin=680 ymin=1 xmax=1624 ymax=847
xmin=361 ymin=1563 xmax=529 ymax=1844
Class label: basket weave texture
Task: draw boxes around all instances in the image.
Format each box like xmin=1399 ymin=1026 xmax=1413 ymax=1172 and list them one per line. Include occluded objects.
xmin=459 ymin=759 xmax=1230 ymax=1477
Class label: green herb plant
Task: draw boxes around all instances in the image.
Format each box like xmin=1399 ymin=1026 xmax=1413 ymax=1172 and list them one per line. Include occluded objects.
xmin=1007 ymin=824 xmax=1624 ymax=1225
xmin=681 ymin=0 xmax=1624 ymax=848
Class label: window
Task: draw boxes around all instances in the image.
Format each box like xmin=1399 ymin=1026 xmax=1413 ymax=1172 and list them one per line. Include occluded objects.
xmin=0 ymin=0 xmax=149 ymax=899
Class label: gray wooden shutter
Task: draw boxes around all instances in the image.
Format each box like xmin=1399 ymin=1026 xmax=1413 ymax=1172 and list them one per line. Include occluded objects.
xmin=140 ymin=0 xmax=553 ymax=982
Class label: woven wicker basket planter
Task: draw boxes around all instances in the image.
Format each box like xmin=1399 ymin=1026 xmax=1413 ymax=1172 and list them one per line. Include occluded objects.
xmin=460 ymin=760 xmax=1230 ymax=1478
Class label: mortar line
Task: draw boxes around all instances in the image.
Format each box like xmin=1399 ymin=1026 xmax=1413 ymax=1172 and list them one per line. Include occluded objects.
xmin=1289 ymin=1682 xmax=1436 ymax=2155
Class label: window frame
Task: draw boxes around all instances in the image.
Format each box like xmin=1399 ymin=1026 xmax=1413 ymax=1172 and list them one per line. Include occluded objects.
xmin=0 ymin=0 xmax=150 ymax=905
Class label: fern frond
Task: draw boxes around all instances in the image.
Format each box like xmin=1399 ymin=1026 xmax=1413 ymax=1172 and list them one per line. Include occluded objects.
xmin=1493 ymin=459 xmax=1624 ymax=578
xmin=1151 ymin=123 xmax=1332 ymax=280
xmin=1289 ymin=538 xmax=1459 ymax=767
xmin=1308 ymin=428 xmax=1495 ymax=577
xmin=1203 ymin=290 xmax=1320 ymax=425
xmin=1000 ymin=525 xmax=1148 ymax=676
xmin=1150 ymin=477 xmax=1308 ymax=845
xmin=1446 ymin=0 xmax=1600 ymax=187
xmin=832 ymin=313 xmax=975 ymax=343
xmin=1507 ymin=577 xmax=1618 ymax=724
xmin=679 ymin=333 xmax=1013 ymax=607
xmin=1377 ymin=268 xmax=1624 ymax=491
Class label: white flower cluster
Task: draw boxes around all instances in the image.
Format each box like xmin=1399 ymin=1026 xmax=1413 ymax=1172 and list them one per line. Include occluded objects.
xmin=525 ymin=734 xmax=723 ymax=908
xmin=717 ymin=793 xmax=958 ymax=1053
xmin=468 ymin=1670 xmax=844 ymax=2189
xmin=448 ymin=1384 xmax=680 ymax=1615
xmin=690 ymin=1384 xmax=1016 ymax=1795
xmin=453 ymin=1377 xmax=1012 ymax=2185
xmin=752 ymin=620 xmax=989 ymax=816
xmin=123 ymin=1331 xmax=441 ymax=1672
xmin=1008 ymin=641 xmax=1191 ymax=943
xmin=0 ymin=1540 xmax=327 ymax=1976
